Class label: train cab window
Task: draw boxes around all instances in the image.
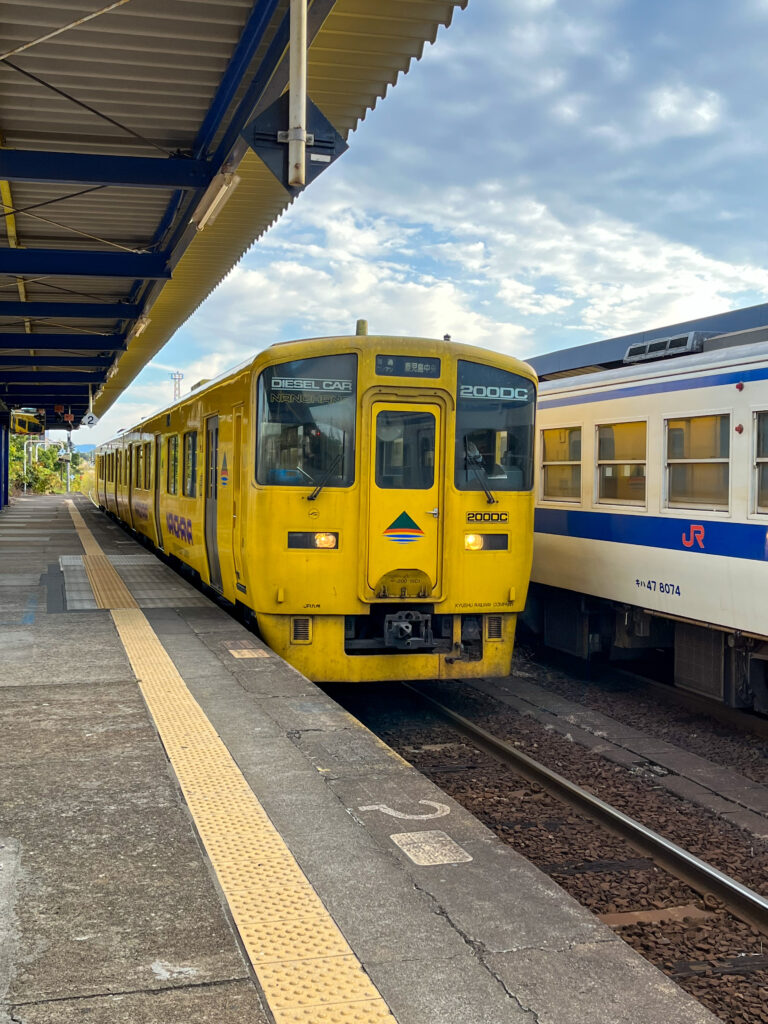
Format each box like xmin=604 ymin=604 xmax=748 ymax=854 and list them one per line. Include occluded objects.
xmin=143 ymin=442 xmax=152 ymax=489
xmin=183 ymin=431 xmax=198 ymax=497
xmin=256 ymin=353 xmax=357 ymax=487
xmin=756 ymin=412 xmax=768 ymax=513
xmin=167 ymin=435 xmax=179 ymax=495
xmin=666 ymin=414 xmax=730 ymax=510
xmin=597 ymin=422 xmax=646 ymax=504
xmin=541 ymin=427 xmax=581 ymax=501
xmin=376 ymin=411 xmax=435 ymax=489
xmin=455 ymin=360 xmax=535 ymax=492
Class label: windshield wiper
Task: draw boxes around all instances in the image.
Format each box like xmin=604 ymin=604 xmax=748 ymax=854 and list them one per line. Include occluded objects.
xmin=464 ymin=437 xmax=497 ymax=505
xmin=307 ymin=451 xmax=343 ymax=501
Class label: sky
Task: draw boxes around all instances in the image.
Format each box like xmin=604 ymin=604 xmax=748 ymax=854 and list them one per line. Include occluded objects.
xmin=77 ymin=0 xmax=768 ymax=444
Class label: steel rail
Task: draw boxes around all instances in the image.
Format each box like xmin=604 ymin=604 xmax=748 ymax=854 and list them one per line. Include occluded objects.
xmin=406 ymin=685 xmax=768 ymax=937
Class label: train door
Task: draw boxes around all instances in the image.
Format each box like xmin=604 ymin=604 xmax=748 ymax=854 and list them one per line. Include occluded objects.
xmin=205 ymin=415 xmax=223 ymax=591
xmin=366 ymin=400 xmax=444 ymax=598
xmin=231 ymin=405 xmax=244 ymax=587
xmin=154 ymin=435 xmax=164 ymax=549
xmin=112 ymin=450 xmax=120 ymax=513
xmin=126 ymin=445 xmax=134 ymax=529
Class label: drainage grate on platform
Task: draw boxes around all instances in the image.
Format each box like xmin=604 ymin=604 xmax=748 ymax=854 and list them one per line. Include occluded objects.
xmin=58 ymin=555 xmax=97 ymax=610
xmin=107 ymin=554 xmax=158 ymax=565
xmin=111 ymin=563 xmax=210 ymax=607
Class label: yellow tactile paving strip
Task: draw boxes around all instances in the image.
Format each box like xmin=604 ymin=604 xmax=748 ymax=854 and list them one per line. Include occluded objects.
xmin=68 ymin=503 xmax=138 ymax=609
xmin=66 ymin=502 xmax=397 ymax=1024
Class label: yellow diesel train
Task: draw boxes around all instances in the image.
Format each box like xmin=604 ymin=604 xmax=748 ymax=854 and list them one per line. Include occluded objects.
xmin=95 ymin=329 xmax=537 ymax=681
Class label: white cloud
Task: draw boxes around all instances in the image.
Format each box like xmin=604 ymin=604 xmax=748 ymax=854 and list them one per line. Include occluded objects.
xmin=325 ymin=180 xmax=768 ymax=345
xmin=551 ymin=93 xmax=589 ymax=123
xmin=646 ymin=83 xmax=724 ymax=137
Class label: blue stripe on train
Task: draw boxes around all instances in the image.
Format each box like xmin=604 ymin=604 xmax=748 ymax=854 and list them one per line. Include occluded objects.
xmin=534 ymin=507 xmax=768 ymax=562
xmin=538 ymin=364 xmax=768 ymax=410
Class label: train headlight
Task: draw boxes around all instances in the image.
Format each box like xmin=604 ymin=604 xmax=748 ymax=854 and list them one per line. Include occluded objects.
xmin=288 ymin=531 xmax=339 ymax=549
xmin=464 ymin=533 xmax=508 ymax=551
xmin=314 ymin=532 xmax=338 ymax=549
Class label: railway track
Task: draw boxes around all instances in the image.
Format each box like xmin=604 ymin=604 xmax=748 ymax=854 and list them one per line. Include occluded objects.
xmin=329 ymin=679 xmax=768 ymax=1023
xmin=405 ymin=684 xmax=768 ymax=937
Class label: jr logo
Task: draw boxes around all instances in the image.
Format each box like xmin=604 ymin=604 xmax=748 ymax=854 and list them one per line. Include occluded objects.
xmin=681 ymin=524 xmax=705 ymax=549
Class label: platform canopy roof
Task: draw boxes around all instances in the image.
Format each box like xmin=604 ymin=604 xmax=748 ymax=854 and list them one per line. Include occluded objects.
xmin=0 ymin=0 xmax=466 ymax=428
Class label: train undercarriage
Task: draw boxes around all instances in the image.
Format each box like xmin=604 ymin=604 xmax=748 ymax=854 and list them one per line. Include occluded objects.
xmin=524 ymin=584 xmax=768 ymax=713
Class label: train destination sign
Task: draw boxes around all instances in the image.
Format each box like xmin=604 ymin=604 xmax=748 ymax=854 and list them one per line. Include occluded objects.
xmin=376 ymin=355 xmax=441 ymax=378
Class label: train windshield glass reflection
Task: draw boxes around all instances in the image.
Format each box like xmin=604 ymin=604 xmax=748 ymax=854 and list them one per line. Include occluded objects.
xmin=256 ymin=353 xmax=357 ymax=486
xmin=455 ymin=360 xmax=536 ymax=492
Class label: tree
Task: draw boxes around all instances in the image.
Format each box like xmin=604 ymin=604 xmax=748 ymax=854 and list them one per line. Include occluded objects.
xmin=8 ymin=436 xmax=85 ymax=494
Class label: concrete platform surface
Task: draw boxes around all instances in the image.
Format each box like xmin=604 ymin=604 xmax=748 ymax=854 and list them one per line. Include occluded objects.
xmin=0 ymin=495 xmax=719 ymax=1023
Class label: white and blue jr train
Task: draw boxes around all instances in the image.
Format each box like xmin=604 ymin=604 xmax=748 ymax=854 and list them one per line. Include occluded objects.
xmin=525 ymin=327 xmax=768 ymax=711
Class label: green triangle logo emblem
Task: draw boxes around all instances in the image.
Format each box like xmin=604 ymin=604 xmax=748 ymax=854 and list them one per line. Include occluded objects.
xmin=388 ymin=511 xmax=420 ymax=531
xmin=383 ymin=511 xmax=424 ymax=543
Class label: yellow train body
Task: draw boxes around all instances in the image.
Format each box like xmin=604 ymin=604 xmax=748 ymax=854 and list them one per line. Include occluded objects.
xmin=95 ymin=334 xmax=537 ymax=682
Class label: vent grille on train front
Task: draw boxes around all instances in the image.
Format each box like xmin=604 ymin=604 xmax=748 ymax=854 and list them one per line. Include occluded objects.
xmin=485 ymin=615 xmax=503 ymax=641
xmin=291 ymin=616 xmax=312 ymax=644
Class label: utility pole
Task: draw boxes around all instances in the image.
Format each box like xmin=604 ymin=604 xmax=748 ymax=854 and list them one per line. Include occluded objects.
xmin=171 ymin=371 xmax=184 ymax=400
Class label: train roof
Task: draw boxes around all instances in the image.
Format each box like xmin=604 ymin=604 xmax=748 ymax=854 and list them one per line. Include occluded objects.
xmin=538 ymin=332 xmax=768 ymax=397
xmin=527 ymin=303 xmax=768 ymax=381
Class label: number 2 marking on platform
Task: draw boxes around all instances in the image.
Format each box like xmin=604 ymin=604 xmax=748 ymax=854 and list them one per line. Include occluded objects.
xmin=358 ymin=800 xmax=450 ymax=820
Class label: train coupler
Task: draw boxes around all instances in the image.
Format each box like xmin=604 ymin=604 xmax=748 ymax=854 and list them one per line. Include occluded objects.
xmin=384 ymin=609 xmax=434 ymax=650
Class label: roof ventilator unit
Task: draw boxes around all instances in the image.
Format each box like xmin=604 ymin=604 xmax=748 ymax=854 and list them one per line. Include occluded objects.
xmin=623 ymin=331 xmax=716 ymax=365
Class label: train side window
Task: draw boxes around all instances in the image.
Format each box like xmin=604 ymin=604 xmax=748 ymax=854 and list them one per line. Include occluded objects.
xmin=756 ymin=412 xmax=768 ymax=513
xmin=541 ymin=427 xmax=581 ymax=501
xmin=183 ymin=431 xmax=198 ymax=497
xmin=134 ymin=445 xmax=143 ymax=488
xmin=376 ymin=411 xmax=435 ymax=489
xmin=596 ymin=421 xmax=646 ymax=504
xmin=666 ymin=414 xmax=730 ymax=510
xmin=143 ymin=442 xmax=152 ymax=489
xmin=167 ymin=435 xmax=179 ymax=495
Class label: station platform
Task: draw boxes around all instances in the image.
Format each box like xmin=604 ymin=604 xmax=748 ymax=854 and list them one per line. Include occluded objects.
xmin=0 ymin=494 xmax=718 ymax=1024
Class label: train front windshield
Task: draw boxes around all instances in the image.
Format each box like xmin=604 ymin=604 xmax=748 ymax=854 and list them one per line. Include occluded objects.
xmin=256 ymin=353 xmax=357 ymax=486
xmin=455 ymin=360 xmax=536 ymax=492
